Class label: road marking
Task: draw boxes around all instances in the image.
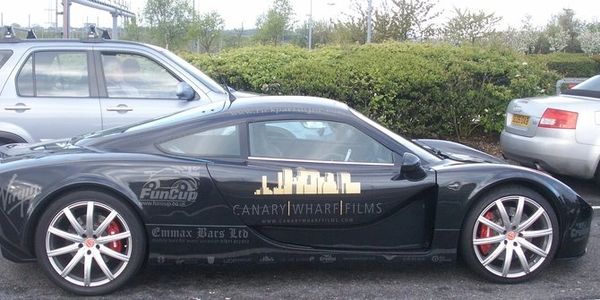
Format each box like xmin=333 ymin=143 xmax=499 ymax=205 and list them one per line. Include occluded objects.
xmin=593 ymin=206 xmax=600 ymax=210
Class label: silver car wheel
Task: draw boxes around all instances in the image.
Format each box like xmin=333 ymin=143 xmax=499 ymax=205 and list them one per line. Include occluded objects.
xmin=45 ymin=201 xmax=132 ymax=288
xmin=472 ymin=195 xmax=553 ymax=278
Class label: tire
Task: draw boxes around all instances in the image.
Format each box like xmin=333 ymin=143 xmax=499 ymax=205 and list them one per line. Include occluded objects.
xmin=460 ymin=185 xmax=559 ymax=283
xmin=594 ymin=163 xmax=600 ymax=186
xmin=34 ymin=191 xmax=146 ymax=295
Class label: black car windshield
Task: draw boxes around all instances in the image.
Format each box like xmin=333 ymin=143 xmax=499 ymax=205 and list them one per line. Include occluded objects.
xmin=563 ymin=75 xmax=600 ymax=98
xmin=349 ymin=108 xmax=440 ymax=163
xmin=72 ymin=101 xmax=227 ymax=144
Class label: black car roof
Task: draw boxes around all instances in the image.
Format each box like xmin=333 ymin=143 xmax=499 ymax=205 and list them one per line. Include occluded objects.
xmin=226 ymin=96 xmax=351 ymax=117
xmin=74 ymin=96 xmax=352 ymax=149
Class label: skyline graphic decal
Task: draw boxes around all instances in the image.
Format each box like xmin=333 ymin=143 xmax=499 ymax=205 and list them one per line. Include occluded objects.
xmin=254 ymin=168 xmax=361 ymax=195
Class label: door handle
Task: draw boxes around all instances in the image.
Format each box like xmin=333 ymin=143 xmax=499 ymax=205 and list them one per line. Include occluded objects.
xmin=106 ymin=106 xmax=133 ymax=112
xmin=5 ymin=104 xmax=31 ymax=111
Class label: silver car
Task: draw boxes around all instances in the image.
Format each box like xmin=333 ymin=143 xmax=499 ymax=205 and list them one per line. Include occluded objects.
xmin=0 ymin=37 xmax=241 ymax=145
xmin=501 ymin=75 xmax=600 ymax=183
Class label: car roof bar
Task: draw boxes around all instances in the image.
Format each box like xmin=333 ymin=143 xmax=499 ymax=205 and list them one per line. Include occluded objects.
xmin=2 ymin=26 xmax=37 ymax=40
xmin=86 ymin=24 xmax=111 ymax=40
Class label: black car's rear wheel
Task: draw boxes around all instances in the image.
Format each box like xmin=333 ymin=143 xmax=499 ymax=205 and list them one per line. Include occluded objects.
xmin=35 ymin=191 xmax=145 ymax=295
xmin=460 ymin=186 xmax=559 ymax=283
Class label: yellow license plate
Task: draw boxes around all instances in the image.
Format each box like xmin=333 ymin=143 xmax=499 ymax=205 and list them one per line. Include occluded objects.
xmin=511 ymin=114 xmax=530 ymax=127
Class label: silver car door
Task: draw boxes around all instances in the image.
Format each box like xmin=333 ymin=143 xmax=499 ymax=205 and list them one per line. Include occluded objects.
xmin=95 ymin=50 xmax=211 ymax=129
xmin=1 ymin=49 xmax=102 ymax=142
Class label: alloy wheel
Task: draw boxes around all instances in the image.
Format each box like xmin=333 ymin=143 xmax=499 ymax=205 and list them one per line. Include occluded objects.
xmin=472 ymin=195 xmax=553 ymax=278
xmin=45 ymin=201 xmax=132 ymax=287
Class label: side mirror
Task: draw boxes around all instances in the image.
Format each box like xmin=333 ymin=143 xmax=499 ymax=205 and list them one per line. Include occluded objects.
xmin=401 ymin=152 xmax=421 ymax=173
xmin=393 ymin=152 xmax=426 ymax=181
xmin=176 ymin=82 xmax=196 ymax=101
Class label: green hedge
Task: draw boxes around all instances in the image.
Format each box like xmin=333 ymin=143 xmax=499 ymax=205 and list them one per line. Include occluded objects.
xmin=182 ymin=43 xmax=559 ymax=140
xmin=528 ymin=53 xmax=600 ymax=77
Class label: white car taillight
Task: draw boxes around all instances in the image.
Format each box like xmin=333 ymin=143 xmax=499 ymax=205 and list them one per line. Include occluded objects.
xmin=538 ymin=108 xmax=578 ymax=129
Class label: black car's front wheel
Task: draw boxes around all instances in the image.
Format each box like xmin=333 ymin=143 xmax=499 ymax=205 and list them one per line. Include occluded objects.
xmin=461 ymin=186 xmax=559 ymax=283
xmin=35 ymin=191 xmax=146 ymax=295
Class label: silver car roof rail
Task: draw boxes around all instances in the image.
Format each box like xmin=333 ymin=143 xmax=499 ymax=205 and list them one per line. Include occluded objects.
xmin=2 ymin=26 xmax=37 ymax=40
xmin=86 ymin=25 xmax=111 ymax=40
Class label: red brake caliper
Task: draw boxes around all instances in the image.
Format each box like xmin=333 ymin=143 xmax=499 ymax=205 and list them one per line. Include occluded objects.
xmin=106 ymin=221 xmax=123 ymax=252
xmin=478 ymin=211 xmax=494 ymax=255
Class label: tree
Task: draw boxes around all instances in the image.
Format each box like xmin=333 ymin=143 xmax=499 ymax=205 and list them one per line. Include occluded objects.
xmin=386 ymin=0 xmax=442 ymax=41
xmin=143 ymin=0 xmax=193 ymax=50
xmin=255 ymin=0 xmax=295 ymax=45
xmin=333 ymin=0 xmax=369 ymax=44
xmin=292 ymin=20 xmax=335 ymax=48
xmin=496 ymin=16 xmax=542 ymax=54
xmin=443 ymin=8 xmax=502 ymax=45
xmin=122 ymin=17 xmax=146 ymax=42
xmin=554 ymin=8 xmax=583 ymax=52
xmin=580 ymin=24 xmax=600 ymax=54
xmin=545 ymin=23 xmax=569 ymax=52
xmin=188 ymin=11 xmax=225 ymax=53
xmin=335 ymin=0 xmax=441 ymax=44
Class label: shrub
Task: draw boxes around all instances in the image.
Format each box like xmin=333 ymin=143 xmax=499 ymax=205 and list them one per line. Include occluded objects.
xmin=527 ymin=53 xmax=600 ymax=77
xmin=183 ymin=43 xmax=559 ymax=140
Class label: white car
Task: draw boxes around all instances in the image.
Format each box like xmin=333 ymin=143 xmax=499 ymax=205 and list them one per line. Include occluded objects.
xmin=501 ymin=75 xmax=600 ymax=183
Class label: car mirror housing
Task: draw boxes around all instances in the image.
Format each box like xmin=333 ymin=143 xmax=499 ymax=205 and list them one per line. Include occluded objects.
xmin=176 ymin=82 xmax=196 ymax=101
xmin=395 ymin=152 xmax=426 ymax=180
xmin=401 ymin=152 xmax=421 ymax=172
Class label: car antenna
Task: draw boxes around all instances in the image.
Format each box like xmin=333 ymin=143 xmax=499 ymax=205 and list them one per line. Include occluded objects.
xmin=220 ymin=77 xmax=236 ymax=103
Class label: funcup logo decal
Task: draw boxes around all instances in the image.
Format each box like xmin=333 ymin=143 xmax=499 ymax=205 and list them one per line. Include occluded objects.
xmin=140 ymin=167 xmax=200 ymax=207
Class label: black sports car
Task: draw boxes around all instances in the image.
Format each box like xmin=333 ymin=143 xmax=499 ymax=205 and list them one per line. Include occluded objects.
xmin=0 ymin=96 xmax=592 ymax=295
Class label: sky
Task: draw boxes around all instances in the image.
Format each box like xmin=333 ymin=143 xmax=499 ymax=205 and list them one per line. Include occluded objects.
xmin=2 ymin=0 xmax=600 ymax=31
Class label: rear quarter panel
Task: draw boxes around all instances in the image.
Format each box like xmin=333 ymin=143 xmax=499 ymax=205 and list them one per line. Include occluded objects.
xmin=0 ymin=152 xmax=237 ymax=258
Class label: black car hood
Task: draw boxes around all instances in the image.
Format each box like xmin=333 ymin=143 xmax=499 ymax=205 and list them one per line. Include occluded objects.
xmin=413 ymin=139 xmax=505 ymax=164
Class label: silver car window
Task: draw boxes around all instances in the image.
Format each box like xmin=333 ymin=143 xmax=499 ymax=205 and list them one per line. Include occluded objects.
xmin=0 ymin=50 xmax=12 ymax=69
xmin=101 ymin=53 xmax=181 ymax=99
xmin=249 ymin=120 xmax=394 ymax=164
xmin=17 ymin=51 xmax=90 ymax=97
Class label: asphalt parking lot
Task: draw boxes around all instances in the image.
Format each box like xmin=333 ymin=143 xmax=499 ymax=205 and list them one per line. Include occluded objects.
xmin=0 ymin=176 xmax=598 ymax=299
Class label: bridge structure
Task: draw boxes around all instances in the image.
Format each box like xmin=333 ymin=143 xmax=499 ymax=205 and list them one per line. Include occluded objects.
xmin=61 ymin=0 xmax=135 ymax=39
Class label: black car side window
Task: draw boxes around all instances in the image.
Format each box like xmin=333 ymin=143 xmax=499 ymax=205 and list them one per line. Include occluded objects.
xmin=158 ymin=125 xmax=240 ymax=157
xmin=249 ymin=120 xmax=394 ymax=164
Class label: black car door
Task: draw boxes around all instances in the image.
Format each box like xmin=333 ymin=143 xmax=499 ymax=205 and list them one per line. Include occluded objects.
xmin=208 ymin=119 xmax=437 ymax=251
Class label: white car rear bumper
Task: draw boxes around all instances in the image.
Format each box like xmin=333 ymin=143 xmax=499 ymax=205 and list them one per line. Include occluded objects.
xmin=500 ymin=129 xmax=600 ymax=179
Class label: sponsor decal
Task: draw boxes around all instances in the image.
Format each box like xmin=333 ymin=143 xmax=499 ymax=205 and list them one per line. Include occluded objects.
xmin=341 ymin=256 xmax=376 ymax=262
xmin=234 ymin=202 xmax=382 ymax=216
xmin=150 ymin=225 xmax=250 ymax=245
xmin=431 ymin=255 xmax=452 ymax=263
xmin=233 ymin=201 xmax=384 ymax=225
xmin=1 ymin=174 xmax=41 ymax=217
xmin=139 ymin=167 xmax=201 ymax=207
xmin=319 ymin=254 xmax=336 ymax=263
xmin=382 ymin=255 xmax=397 ymax=261
xmin=398 ymin=257 xmax=426 ymax=262
xmin=230 ymin=107 xmax=337 ymax=117
xmin=258 ymin=256 xmax=276 ymax=264
xmin=570 ymin=221 xmax=590 ymax=242
xmin=223 ymin=257 xmax=253 ymax=264
xmin=255 ymin=168 xmax=361 ymax=195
